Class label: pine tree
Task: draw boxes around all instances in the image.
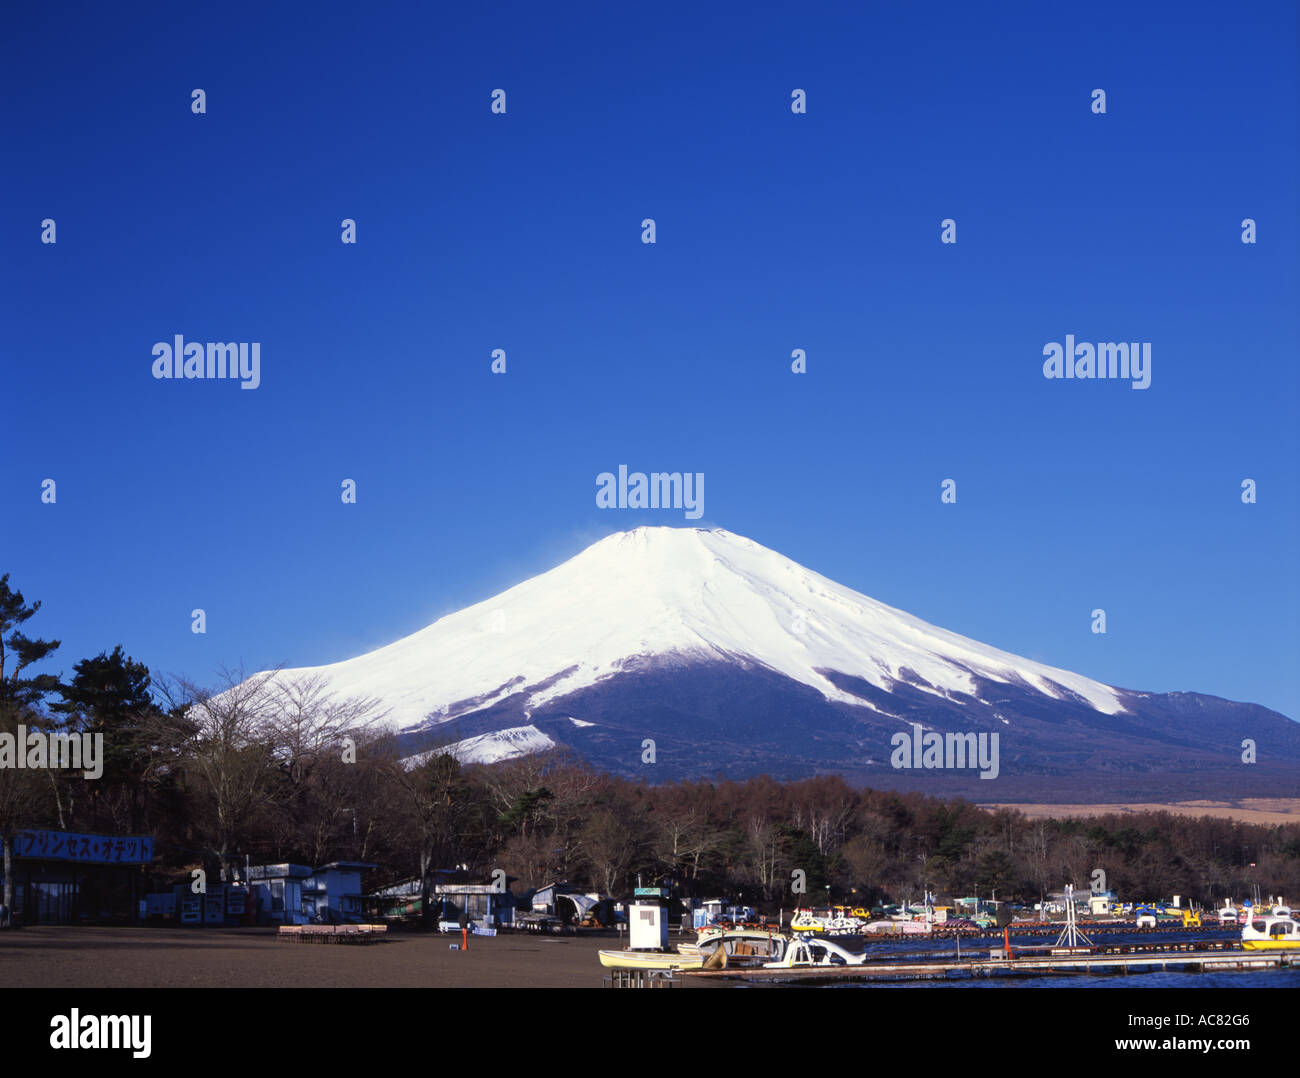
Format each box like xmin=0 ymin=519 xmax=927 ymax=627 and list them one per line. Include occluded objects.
xmin=0 ymin=574 xmax=62 ymax=918
xmin=53 ymin=646 xmax=157 ymax=831
xmin=0 ymin=574 xmax=61 ymax=708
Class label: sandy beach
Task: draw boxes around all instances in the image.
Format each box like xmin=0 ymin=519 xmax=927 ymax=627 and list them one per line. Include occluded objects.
xmin=0 ymin=926 xmax=699 ymax=989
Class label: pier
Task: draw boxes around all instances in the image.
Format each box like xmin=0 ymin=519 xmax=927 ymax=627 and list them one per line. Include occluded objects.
xmin=685 ymin=944 xmax=1297 ymax=984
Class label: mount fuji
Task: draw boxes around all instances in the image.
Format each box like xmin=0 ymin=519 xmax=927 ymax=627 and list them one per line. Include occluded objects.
xmin=263 ymin=527 xmax=1300 ymax=800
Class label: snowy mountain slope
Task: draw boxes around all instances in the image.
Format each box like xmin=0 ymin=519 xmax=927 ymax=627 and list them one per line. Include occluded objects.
xmin=266 ymin=526 xmax=1126 ymax=733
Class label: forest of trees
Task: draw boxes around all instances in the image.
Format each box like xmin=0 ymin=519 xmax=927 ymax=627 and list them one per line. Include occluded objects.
xmin=3 ymin=573 xmax=1298 ymax=918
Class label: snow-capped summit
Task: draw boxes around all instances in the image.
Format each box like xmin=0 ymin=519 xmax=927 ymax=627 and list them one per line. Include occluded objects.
xmin=269 ymin=525 xmax=1122 ymax=733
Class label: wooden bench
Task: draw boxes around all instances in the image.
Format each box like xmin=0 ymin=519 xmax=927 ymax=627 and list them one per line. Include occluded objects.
xmin=276 ymin=924 xmax=388 ymax=944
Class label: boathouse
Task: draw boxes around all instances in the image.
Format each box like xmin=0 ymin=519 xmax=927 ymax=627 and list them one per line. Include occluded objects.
xmin=0 ymin=828 xmax=153 ymax=925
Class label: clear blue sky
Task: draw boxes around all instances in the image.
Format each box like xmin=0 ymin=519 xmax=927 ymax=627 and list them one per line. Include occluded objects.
xmin=4 ymin=2 xmax=1297 ymax=719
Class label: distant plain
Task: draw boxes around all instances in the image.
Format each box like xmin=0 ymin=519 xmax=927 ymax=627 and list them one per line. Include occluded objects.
xmin=976 ymin=799 xmax=1300 ymax=825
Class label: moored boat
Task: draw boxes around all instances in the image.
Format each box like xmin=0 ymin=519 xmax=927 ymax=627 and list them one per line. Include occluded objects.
xmin=762 ymin=935 xmax=868 ymax=968
xmin=684 ymin=926 xmax=788 ymax=953
xmin=862 ymin=918 xmax=932 ymax=935
xmin=679 ymin=928 xmax=791 ymax=966
xmin=598 ymin=948 xmax=706 ymax=970
xmin=1240 ymin=913 xmax=1300 ymax=951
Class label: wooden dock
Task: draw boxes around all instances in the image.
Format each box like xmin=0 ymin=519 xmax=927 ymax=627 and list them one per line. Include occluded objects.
xmin=684 ymin=945 xmax=1297 ymax=984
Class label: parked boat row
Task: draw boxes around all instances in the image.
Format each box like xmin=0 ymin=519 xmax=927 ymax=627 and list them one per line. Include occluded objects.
xmin=599 ymin=882 xmax=1298 ymax=974
xmin=790 ymin=904 xmax=945 ymax=935
xmin=600 ymin=908 xmax=1300 ymax=972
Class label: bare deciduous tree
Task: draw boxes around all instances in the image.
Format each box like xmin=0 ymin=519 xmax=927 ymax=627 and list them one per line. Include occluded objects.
xmin=264 ymin=672 xmax=389 ymax=785
xmin=156 ymin=667 xmax=281 ymax=882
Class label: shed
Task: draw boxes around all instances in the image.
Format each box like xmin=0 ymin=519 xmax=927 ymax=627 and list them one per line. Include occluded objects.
xmin=248 ymin=864 xmax=313 ymax=924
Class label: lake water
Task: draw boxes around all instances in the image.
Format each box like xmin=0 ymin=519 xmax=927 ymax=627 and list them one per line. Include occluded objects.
xmin=830 ymin=927 xmax=1298 ymax=989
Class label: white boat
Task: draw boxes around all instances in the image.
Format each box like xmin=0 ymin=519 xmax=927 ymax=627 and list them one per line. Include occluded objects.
xmin=694 ymin=922 xmax=779 ymax=944
xmin=681 ymin=925 xmax=790 ymax=967
xmin=680 ymin=927 xmax=790 ymax=963
xmin=603 ymin=927 xmax=795 ymax=971
xmin=1241 ymin=914 xmax=1300 ymax=951
xmin=597 ymin=949 xmax=706 ymax=970
xmin=862 ymin=919 xmax=932 ymax=936
xmin=763 ymin=935 xmax=868 ymax=969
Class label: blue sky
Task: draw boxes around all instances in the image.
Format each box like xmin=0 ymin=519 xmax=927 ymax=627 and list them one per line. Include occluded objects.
xmin=3 ymin=1 xmax=1297 ymax=719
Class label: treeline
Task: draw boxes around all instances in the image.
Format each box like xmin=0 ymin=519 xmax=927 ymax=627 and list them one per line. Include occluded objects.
xmin=2 ymin=573 xmax=1297 ymax=917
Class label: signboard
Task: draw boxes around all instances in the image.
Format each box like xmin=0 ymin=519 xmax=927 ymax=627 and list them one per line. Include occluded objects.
xmin=13 ymin=830 xmax=153 ymax=865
